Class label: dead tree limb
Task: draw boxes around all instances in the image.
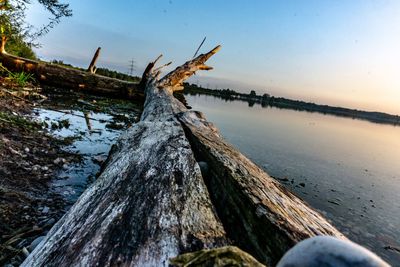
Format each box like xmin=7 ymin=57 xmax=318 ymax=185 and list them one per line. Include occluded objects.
xmin=158 ymin=45 xmax=221 ymax=91
xmin=87 ymin=47 xmax=101 ymax=74
xmin=137 ymin=54 xmax=163 ymax=92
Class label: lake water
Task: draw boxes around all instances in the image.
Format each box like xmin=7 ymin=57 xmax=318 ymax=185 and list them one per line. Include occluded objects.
xmin=34 ymin=89 xmax=141 ymax=203
xmin=185 ymin=94 xmax=400 ymax=265
xmin=36 ymin=109 xmax=120 ymax=201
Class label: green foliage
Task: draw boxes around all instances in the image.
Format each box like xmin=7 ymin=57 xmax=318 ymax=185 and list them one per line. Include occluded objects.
xmin=0 ymin=63 xmax=35 ymax=87
xmin=0 ymin=0 xmax=72 ymax=57
xmin=96 ymin=67 xmax=140 ymax=82
xmin=8 ymin=71 xmax=35 ymax=87
xmin=1 ymin=0 xmax=72 ymax=41
xmin=0 ymin=3 xmax=35 ymax=57
xmin=50 ymin=59 xmax=79 ymax=69
xmin=6 ymin=35 xmax=36 ymax=59
xmin=0 ymin=111 xmax=43 ymax=132
xmin=49 ymin=59 xmax=141 ymax=82
xmin=32 ymin=0 xmax=72 ymax=38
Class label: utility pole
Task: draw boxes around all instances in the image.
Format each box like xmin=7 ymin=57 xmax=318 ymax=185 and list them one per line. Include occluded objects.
xmin=128 ymin=59 xmax=136 ymax=76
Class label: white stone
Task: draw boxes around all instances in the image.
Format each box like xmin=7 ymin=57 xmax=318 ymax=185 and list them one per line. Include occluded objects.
xmin=277 ymin=236 xmax=390 ymax=267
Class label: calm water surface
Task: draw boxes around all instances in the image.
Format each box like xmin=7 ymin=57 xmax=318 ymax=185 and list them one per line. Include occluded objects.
xmin=186 ymin=94 xmax=400 ymax=265
xmin=33 ymin=90 xmax=141 ymax=203
xmin=36 ymin=109 xmax=119 ymax=201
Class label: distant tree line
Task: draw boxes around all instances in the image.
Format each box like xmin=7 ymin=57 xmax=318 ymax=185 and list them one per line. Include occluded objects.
xmin=96 ymin=68 xmax=140 ymax=82
xmin=50 ymin=59 xmax=140 ymax=82
xmin=183 ymin=83 xmax=270 ymax=106
xmin=183 ymin=83 xmax=400 ymax=125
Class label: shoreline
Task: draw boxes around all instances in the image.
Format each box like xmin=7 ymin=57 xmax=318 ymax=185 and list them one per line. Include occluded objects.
xmin=183 ymin=84 xmax=400 ymax=126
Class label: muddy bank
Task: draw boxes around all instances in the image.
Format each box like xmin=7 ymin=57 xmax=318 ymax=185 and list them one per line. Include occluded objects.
xmin=0 ymin=86 xmax=142 ymax=266
xmin=0 ymin=93 xmax=75 ymax=265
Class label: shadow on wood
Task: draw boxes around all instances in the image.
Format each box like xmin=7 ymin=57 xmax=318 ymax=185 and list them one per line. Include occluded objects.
xmin=21 ymin=45 xmax=345 ymax=267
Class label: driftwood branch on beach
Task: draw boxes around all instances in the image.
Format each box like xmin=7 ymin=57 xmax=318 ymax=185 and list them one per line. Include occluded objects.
xmin=22 ymin=45 xmax=345 ymax=266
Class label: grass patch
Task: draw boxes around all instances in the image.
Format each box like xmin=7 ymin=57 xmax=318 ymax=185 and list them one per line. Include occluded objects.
xmin=0 ymin=63 xmax=36 ymax=87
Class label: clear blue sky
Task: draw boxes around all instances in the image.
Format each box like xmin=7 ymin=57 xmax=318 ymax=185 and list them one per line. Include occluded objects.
xmin=27 ymin=0 xmax=400 ymax=114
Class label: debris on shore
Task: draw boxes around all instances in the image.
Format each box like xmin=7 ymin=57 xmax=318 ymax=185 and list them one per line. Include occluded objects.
xmin=0 ymin=79 xmax=142 ymax=265
xmin=0 ymin=86 xmax=78 ymax=265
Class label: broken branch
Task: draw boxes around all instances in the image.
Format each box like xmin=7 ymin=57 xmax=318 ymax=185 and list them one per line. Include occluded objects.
xmin=87 ymin=47 xmax=101 ymax=74
xmin=158 ymin=45 xmax=221 ymax=91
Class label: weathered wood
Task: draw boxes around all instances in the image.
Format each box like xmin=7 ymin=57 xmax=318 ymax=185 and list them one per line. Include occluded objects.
xmin=142 ymin=45 xmax=345 ymax=265
xmin=22 ymin=47 xmax=228 ymax=267
xmin=22 ymin=45 xmax=346 ymax=266
xmin=177 ymin=110 xmax=346 ymax=265
xmin=158 ymin=45 xmax=220 ymax=91
xmin=0 ymin=52 xmax=143 ymax=99
xmin=87 ymin=47 xmax=101 ymax=74
xmin=137 ymin=54 xmax=163 ymax=92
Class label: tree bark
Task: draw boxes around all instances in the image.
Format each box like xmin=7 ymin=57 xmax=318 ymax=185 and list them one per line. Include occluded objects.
xmin=0 ymin=35 xmax=7 ymax=54
xmin=21 ymin=47 xmax=229 ymax=267
xmin=177 ymin=110 xmax=345 ymax=265
xmin=87 ymin=47 xmax=101 ymax=74
xmin=22 ymin=45 xmax=345 ymax=266
xmin=0 ymin=52 xmax=143 ymax=99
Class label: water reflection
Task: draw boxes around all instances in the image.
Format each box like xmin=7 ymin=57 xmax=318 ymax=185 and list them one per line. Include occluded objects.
xmin=186 ymin=94 xmax=400 ymax=265
xmin=33 ymin=89 xmax=142 ymax=204
xmin=184 ymin=91 xmax=400 ymax=126
xmin=36 ymin=109 xmax=119 ymax=202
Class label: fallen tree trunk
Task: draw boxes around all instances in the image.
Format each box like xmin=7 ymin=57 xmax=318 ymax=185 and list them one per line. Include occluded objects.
xmin=22 ymin=45 xmax=345 ymax=266
xmin=22 ymin=47 xmax=229 ymax=267
xmin=177 ymin=111 xmax=345 ymax=265
xmin=0 ymin=52 xmax=143 ymax=99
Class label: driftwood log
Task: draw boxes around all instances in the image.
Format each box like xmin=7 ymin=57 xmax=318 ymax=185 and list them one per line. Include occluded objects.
xmin=178 ymin=110 xmax=345 ymax=264
xmin=21 ymin=47 xmax=229 ymax=267
xmin=0 ymin=51 xmax=142 ymax=99
xmin=22 ymin=45 xmax=344 ymax=266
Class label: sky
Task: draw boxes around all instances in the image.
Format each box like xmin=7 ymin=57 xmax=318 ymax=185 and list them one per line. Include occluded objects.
xmin=26 ymin=0 xmax=400 ymax=114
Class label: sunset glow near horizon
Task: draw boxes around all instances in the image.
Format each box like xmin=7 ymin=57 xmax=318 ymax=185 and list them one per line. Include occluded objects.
xmin=27 ymin=0 xmax=400 ymax=114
